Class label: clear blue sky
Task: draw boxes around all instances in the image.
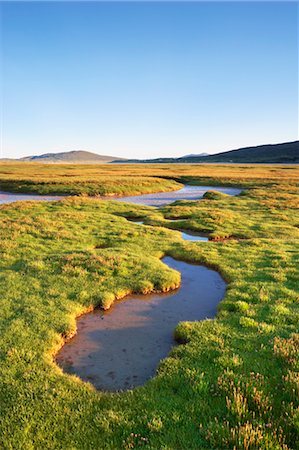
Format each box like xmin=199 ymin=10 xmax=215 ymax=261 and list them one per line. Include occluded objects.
xmin=1 ymin=1 xmax=298 ymax=159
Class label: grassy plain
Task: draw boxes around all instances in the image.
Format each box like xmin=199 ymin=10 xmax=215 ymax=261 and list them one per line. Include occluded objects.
xmin=0 ymin=162 xmax=298 ymax=195
xmin=0 ymin=163 xmax=298 ymax=449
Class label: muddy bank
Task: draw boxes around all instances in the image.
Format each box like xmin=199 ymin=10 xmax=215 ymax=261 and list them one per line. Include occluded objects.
xmin=56 ymin=257 xmax=226 ymax=391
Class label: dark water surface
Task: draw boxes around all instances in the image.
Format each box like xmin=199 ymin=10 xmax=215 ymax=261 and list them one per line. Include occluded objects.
xmin=56 ymin=257 xmax=226 ymax=391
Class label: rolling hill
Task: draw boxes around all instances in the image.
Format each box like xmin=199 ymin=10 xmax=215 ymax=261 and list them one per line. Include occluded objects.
xmin=179 ymin=141 xmax=299 ymax=164
xmin=2 ymin=141 xmax=298 ymax=165
xmin=117 ymin=141 xmax=299 ymax=164
xmin=18 ymin=150 xmax=125 ymax=164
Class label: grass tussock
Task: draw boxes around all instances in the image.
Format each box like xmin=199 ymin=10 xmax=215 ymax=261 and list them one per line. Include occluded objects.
xmin=0 ymin=164 xmax=298 ymax=449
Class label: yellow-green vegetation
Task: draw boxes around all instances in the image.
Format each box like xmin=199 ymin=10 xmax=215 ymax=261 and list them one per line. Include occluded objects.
xmin=0 ymin=165 xmax=298 ymax=449
xmin=0 ymin=162 xmax=298 ymax=195
xmin=0 ymin=172 xmax=181 ymax=196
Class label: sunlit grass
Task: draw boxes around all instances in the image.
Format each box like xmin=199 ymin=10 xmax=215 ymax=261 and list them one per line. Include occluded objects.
xmin=0 ymin=165 xmax=298 ymax=449
xmin=0 ymin=162 xmax=298 ymax=195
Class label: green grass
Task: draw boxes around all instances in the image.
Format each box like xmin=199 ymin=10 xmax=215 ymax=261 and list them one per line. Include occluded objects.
xmin=0 ymin=168 xmax=298 ymax=449
xmin=0 ymin=162 xmax=298 ymax=195
xmin=0 ymin=174 xmax=182 ymax=196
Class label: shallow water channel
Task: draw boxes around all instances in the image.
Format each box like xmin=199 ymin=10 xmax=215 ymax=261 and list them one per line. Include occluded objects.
xmin=0 ymin=184 xmax=241 ymax=206
xmin=127 ymin=219 xmax=209 ymax=242
xmin=0 ymin=186 xmax=239 ymax=244
xmin=0 ymin=191 xmax=63 ymax=204
xmin=56 ymin=257 xmax=226 ymax=391
xmin=0 ymin=184 xmax=234 ymax=391
xmin=113 ymin=184 xmax=241 ymax=206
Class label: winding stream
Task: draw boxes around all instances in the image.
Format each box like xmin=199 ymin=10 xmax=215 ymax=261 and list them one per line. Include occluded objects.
xmin=0 ymin=185 xmax=240 ymax=243
xmin=0 ymin=184 xmax=241 ymax=206
xmin=0 ymin=191 xmax=63 ymax=204
xmin=1 ymin=184 xmax=235 ymax=390
xmin=127 ymin=219 xmax=209 ymax=241
xmin=56 ymin=257 xmax=226 ymax=391
xmin=112 ymin=184 xmax=241 ymax=206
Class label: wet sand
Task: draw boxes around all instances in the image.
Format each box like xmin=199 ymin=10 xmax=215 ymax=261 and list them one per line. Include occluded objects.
xmin=56 ymin=257 xmax=226 ymax=391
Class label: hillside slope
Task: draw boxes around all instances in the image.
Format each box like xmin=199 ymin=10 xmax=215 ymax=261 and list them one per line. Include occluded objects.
xmin=116 ymin=141 xmax=299 ymax=164
xmin=20 ymin=150 xmax=125 ymax=163
xmin=182 ymin=141 xmax=299 ymax=163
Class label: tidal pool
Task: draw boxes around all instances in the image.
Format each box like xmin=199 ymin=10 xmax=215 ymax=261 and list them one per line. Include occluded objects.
xmin=56 ymin=257 xmax=226 ymax=391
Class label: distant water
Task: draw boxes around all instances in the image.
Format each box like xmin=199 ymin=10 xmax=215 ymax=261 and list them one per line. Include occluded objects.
xmin=0 ymin=191 xmax=63 ymax=204
xmin=112 ymin=185 xmax=241 ymax=206
xmin=0 ymin=185 xmax=241 ymax=206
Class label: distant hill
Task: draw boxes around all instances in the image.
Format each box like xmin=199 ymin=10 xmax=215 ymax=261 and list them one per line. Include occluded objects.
xmin=18 ymin=150 xmax=125 ymax=164
xmin=179 ymin=141 xmax=299 ymax=164
xmin=114 ymin=141 xmax=299 ymax=164
xmin=182 ymin=152 xmax=209 ymax=158
xmin=2 ymin=141 xmax=298 ymax=165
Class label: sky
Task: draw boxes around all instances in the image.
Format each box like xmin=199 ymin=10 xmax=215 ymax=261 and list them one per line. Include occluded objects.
xmin=0 ymin=1 xmax=298 ymax=159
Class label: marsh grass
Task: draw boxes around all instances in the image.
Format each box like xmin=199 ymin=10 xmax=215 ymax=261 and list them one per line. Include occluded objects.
xmin=0 ymin=165 xmax=298 ymax=449
xmin=0 ymin=162 xmax=298 ymax=195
